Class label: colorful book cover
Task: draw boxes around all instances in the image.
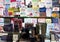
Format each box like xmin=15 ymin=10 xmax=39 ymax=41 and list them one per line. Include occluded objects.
xmin=8 ymin=8 xmax=14 ymax=17
xmin=52 ymin=12 xmax=59 ymax=18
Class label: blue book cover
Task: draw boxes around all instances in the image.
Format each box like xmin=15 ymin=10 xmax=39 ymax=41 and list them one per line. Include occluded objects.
xmin=52 ymin=0 xmax=59 ymax=7
xmin=5 ymin=4 xmax=10 ymax=9
xmin=52 ymin=18 xmax=58 ymax=23
xmin=39 ymin=7 xmax=46 ymax=12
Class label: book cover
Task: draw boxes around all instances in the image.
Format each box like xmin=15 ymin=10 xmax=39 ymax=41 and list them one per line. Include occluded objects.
xmin=40 ymin=12 xmax=46 ymax=17
xmin=38 ymin=18 xmax=46 ymax=23
xmin=46 ymin=8 xmax=52 ymax=17
xmin=52 ymin=18 xmax=58 ymax=23
xmin=10 ymin=0 xmax=16 ymax=2
xmin=46 ymin=23 xmax=54 ymax=37
xmin=46 ymin=19 xmax=51 ymax=23
xmin=39 ymin=7 xmax=46 ymax=12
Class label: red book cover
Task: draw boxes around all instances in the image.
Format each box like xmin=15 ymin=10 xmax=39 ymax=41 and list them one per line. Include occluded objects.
xmin=18 ymin=19 xmax=22 ymax=30
xmin=10 ymin=0 xmax=16 ymax=2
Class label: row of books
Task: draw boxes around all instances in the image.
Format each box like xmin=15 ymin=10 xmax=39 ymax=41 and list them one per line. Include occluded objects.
xmin=0 ymin=0 xmax=59 ymax=17
xmin=0 ymin=18 xmax=60 ymax=26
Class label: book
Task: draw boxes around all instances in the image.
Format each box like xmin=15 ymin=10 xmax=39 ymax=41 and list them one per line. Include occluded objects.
xmin=46 ymin=19 xmax=51 ymax=23
xmin=45 ymin=0 xmax=52 ymax=8
xmin=52 ymin=7 xmax=59 ymax=11
xmin=38 ymin=18 xmax=46 ymax=23
xmin=31 ymin=18 xmax=37 ymax=24
xmin=24 ymin=18 xmax=32 ymax=23
xmin=5 ymin=4 xmax=10 ymax=9
xmin=46 ymin=23 xmax=54 ymax=37
xmin=46 ymin=8 xmax=52 ymax=17
xmin=40 ymin=12 xmax=46 ymax=17
xmin=39 ymin=7 xmax=46 ymax=12
xmin=52 ymin=0 xmax=59 ymax=7
xmin=52 ymin=18 xmax=58 ymax=23
xmin=10 ymin=0 xmax=16 ymax=2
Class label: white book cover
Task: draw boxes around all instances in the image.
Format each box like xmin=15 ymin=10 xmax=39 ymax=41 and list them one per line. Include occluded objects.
xmin=26 ymin=0 xmax=32 ymax=5
xmin=46 ymin=23 xmax=54 ymax=36
xmin=52 ymin=7 xmax=59 ymax=11
xmin=10 ymin=2 xmax=17 ymax=8
xmin=39 ymin=2 xmax=45 ymax=8
xmin=0 ymin=8 xmax=4 ymax=16
xmin=24 ymin=18 xmax=32 ymax=23
xmin=45 ymin=0 xmax=52 ymax=8
xmin=38 ymin=18 xmax=46 ymax=23
xmin=0 ymin=18 xmax=4 ymax=22
xmin=46 ymin=8 xmax=52 ymax=17
xmin=31 ymin=18 xmax=37 ymax=24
